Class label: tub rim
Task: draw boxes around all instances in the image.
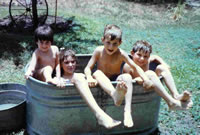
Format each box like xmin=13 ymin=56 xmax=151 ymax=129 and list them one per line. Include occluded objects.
xmin=0 ymin=83 xmax=27 ymax=112
xmin=26 ymin=75 xmax=138 ymax=88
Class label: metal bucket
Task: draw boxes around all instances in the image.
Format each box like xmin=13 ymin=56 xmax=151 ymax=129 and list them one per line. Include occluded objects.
xmin=0 ymin=83 xmax=27 ymax=131
xmin=26 ymin=54 xmax=161 ymax=135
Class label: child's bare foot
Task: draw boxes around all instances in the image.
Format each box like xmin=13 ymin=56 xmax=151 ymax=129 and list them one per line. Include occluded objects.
xmin=169 ymin=99 xmax=192 ymax=111
xmin=176 ymin=91 xmax=192 ymax=102
xmin=124 ymin=111 xmax=134 ymax=128
xmin=96 ymin=113 xmax=121 ymax=129
xmin=112 ymin=81 xmax=127 ymax=106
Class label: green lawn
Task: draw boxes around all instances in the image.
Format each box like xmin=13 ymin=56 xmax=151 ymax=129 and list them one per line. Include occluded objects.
xmin=0 ymin=0 xmax=200 ymax=134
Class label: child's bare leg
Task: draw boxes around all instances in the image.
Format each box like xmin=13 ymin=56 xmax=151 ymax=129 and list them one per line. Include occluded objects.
xmin=155 ymin=65 xmax=191 ymax=102
xmin=42 ymin=66 xmax=57 ymax=85
xmin=114 ymin=81 xmax=127 ymax=106
xmin=73 ymin=73 xmax=121 ymax=129
xmin=117 ymin=74 xmax=134 ymax=128
xmin=146 ymin=71 xmax=191 ymax=110
xmin=93 ymin=70 xmax=127 ymax=106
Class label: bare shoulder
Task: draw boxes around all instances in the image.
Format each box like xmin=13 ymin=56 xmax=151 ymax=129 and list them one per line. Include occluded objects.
xmin=34 ymin=48 xmax=40 ymax=57
xmin=94 ymin=46 xmax=104 ymax=53
xmin=150 ymin=54 xmax=160 ymax=59
xmin=51 ymin=45 xmax=59 ymax=51
xmin=150 ymin=54 xmax=163 ymax=62
xmin=51 ymin=46 xmax=59 ymax=55
xmin=123 ymin=63 xmax=131 ymax=72
xmin=92 ymin=46 xmax=104 ymax=57
xmin=119 ymin=49 xmax=130 ymax=60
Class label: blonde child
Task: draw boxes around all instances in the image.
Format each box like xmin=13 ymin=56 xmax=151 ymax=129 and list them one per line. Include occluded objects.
xmin=123 ymin=40 xmax=192 ymax=110
xmin=84 ymin=24 xmax=153 ymax=127
xmin=25 ymin=25 xmax=60 ymax=86
xmin=59 ymin=48 xmax=121 ymax=129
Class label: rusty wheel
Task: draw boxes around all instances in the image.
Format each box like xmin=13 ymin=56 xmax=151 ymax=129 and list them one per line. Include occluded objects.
xmin=9 ymin=0 xmax=48 ymax=27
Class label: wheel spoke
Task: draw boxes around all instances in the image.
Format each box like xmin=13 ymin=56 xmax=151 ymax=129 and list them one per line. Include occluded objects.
xmin=29 ymin=11 xmax=33 ymax=20
xmin=16 ymin=0 xmax=27 ymax=8
xmin=24 ymin=0 xmax=28 ymax=7
xmin=26 ymin=0 xmax=32 ymax=6
xmin=37 ymin=9 xmax=46 ymax=11
xmin=13 ymin=11 xmax=26 ymax=22
xmin=11 ymin=8 xmax=26 ymax=10
xmin=10 ymin=0 xmax=48 ymax=26
xmin=18 ymin=12 xmax=27 ymax=18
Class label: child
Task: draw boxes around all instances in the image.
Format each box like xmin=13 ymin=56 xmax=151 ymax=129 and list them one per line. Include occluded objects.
xmin=123 ymin=40 xmax=193 ymax=110
xmin=59 ymin=48 xmax=121 ymax=129
xmin=25 ymin=25 xmax=60 ymax=85
xmin=84 ymin=24 xmax=153 ymax=128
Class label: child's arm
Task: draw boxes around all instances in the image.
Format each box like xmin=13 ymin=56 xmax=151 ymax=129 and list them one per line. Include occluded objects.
xmin=54 ymin=47 xmax=62 ymax=87
xmin=122 ymin=51 xmax=152 ymax=89
xmin=84 ymin=49 xmax=98 ymax=87
xmin=150 ymin=55 xmax=170 ymax=69
xmin=55 ymin=47 xmax=61 ymax=78
xmin=25 ymin=51 xmax=37 ymax=79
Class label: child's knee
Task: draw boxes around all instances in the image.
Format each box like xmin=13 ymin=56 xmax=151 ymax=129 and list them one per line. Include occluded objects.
xmin=118 ymin=74 xmax=132 ymax=82
xmin=146 ymin=70 xmax=157 ymax=78
xmin=156 ymin=65 xmax=170 ymax=77
xmin=43 ymin=66 xmax=54 ymax=75
xmin=156 ymin=65 xmax=168 ymax=73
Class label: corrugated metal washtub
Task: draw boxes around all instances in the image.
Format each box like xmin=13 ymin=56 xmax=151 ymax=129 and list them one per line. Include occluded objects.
xmin=25 ymin=54 xmax=161 ymax=135
xmin=0 ymin=83 xmax=26 ymax=132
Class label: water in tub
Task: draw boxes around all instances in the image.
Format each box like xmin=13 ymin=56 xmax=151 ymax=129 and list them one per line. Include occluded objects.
xmin=0 ymin=103 xmax=17 ymax=111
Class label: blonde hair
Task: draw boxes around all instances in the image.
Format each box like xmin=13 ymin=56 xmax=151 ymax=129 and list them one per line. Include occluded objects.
xmin=103 ymin=24 xmax=122 ymax=42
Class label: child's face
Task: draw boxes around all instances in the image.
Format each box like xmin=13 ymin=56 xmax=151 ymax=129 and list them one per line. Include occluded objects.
xmin=62 ymin=56 xmax=76 ymax=75
xmin=131 ymin=50 xmax=150 ymax=67
xmin=37 ymin=40 xmax=51 ymax=52
xmin=102 ymin=36 xmax=121 ymax=55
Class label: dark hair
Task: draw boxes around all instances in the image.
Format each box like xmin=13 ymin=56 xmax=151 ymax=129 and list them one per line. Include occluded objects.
xmin=34 ymin=25 xmax=54 ymax=43
xmin=103 ymin=24 xmax=122 ymax=42
xmin=132 ymin=40 xmax=152 ymax=54
xmin=59 ymin=48 xmax=77 ymax=64
xmin=59 ymin=48 xmax=77 ymax=75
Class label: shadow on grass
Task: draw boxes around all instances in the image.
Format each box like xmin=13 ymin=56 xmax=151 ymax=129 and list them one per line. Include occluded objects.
xmin=0 ymin=16 xmax=101 ymax=66
xmin=0 ymin=32 xmax=28 ymax=66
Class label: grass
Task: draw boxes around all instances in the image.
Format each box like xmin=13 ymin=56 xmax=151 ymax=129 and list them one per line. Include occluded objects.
xmin=0 ymin=0 xmax=200 ymax=134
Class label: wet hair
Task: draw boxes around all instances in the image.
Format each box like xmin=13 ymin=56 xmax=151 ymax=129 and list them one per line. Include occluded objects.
xmin=34 ymin=25 xmax=54 ymax=43
xmin=59 ymin=48 xmax=77 ymax=64
xmin=132 ymin=40 xmax=152 ymax=54
xmin=103 ymin=24 xmax=122 ymax=42
xmin=59 ymin=48 xmax=77 ymax=75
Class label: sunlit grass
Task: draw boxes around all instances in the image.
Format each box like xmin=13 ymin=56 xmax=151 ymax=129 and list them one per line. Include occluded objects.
xmin=0 ymin=1 xmax=200 ymax=134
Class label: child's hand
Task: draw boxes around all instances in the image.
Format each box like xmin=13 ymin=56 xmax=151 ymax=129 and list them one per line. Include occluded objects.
xmin=143 ymin=79 xmax=153 ymax=89
xmin=57 ymin=79 xmax=66 ymax=88
xmin=25 ymin=71 xmax=33 ymax=79
xmin=87 ymin=76 xmax=97 ymax=87
xmin=133 ymin=77 xmax=143 ymax=85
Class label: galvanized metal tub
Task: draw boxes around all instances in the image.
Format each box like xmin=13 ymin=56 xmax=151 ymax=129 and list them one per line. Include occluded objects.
xmin=26 ymin=54 xmax=161 ymax=135
xmin=0 ymin=83 xmax=27 ymax=131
